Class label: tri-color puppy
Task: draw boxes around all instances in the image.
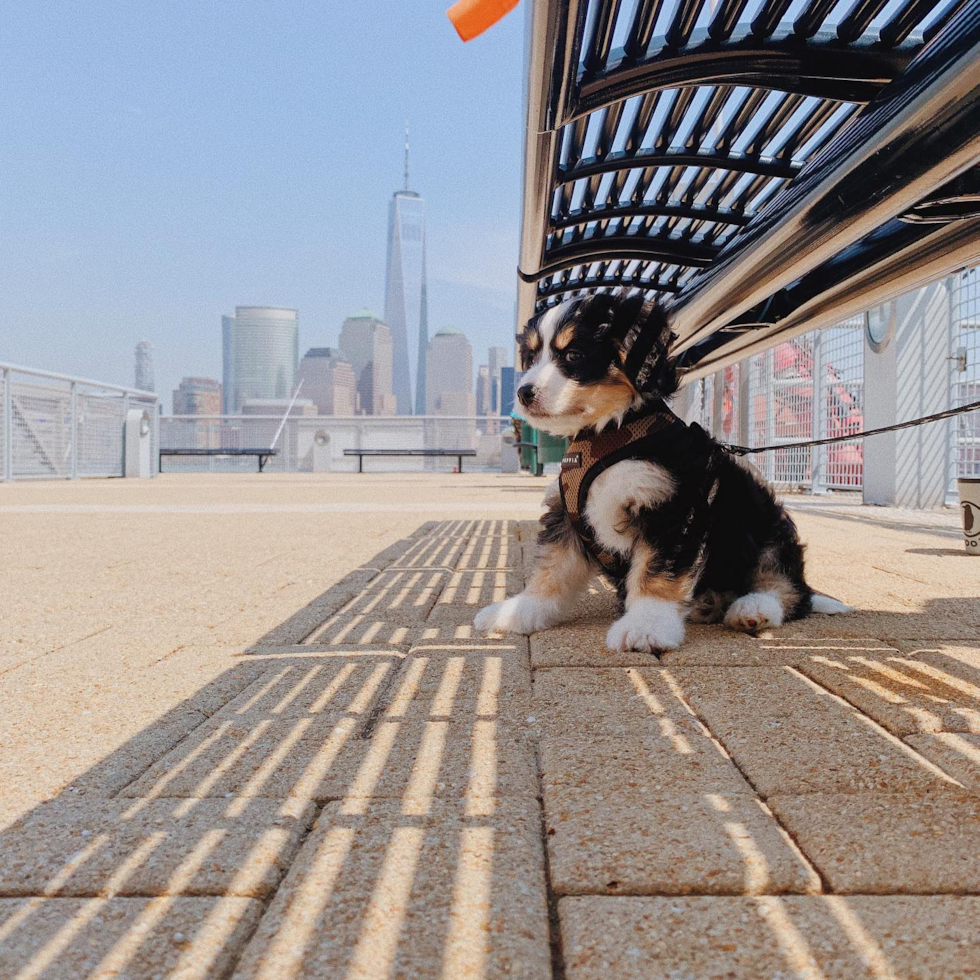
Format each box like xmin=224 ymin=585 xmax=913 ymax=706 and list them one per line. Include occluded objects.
xmin=475 ymin=293 xmax=849 ymax=653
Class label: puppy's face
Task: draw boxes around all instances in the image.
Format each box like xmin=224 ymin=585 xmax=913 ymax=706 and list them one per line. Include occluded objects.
xmin=516 ymin=294 xmax=671 ymax=436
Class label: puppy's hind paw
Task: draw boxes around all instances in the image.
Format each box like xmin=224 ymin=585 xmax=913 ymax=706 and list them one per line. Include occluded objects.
xmin=725 ymin=591 xmax=783 ymax=633
xmin=606 ymin=598 xmax=685 ymax=654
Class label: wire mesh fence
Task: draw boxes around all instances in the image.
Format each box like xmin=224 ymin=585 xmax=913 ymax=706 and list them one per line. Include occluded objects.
xmin=0 ymin=363 xmax=158 ymax=481
xmin=950 ymin=267 xmax=980 ymax=481
xmin=691 ymin=318 xmax=866 ymax=492
xmin=158 ymin=415 xmax=512 ymax=473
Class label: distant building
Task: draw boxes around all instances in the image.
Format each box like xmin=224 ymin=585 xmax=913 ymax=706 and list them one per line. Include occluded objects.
xmin=426 ymin=328 xmax=475 ymax=416
xmin=383 ymin=126 xmax=428 ymax=414
xmin=488 ymin=346 xmax=509 ymax=415
xmin=172 ymin=377 xmax=221 ymax=415
xmin=240 ymin=398 xmax=317 ymax=418
xmin=298 ymin=348 xmax=357 ymax=415
xmin=221 ymin=315 xmax=235 ymax=413
xmin=339 ymin=310 xmax=397 ymax=415
xmin=476 ymin=364 xmax=493 ymax=416
xmin=134 ymin=341 xmax=155 ymax=392
xmin=500 ymin=366 xmax=518 ymax=417
xmin=222 ymin=306 xmax=299 ymax=414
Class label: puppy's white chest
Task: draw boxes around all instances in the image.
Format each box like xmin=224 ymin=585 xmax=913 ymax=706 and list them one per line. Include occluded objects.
xmin=583 ymin=459 xmax=675 ymax=556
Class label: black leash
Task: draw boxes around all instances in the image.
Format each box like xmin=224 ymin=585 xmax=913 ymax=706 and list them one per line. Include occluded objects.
xmin=723 ymin=400 xmax=980 ymax=457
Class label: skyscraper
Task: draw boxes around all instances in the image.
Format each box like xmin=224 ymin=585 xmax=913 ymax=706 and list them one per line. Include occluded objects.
xmin=134 ymin=341 xmax=155 ymax=392
xmin=488 ymin=346 xmax=510 ymax=415
xmin=476 ymin=364 xmax=492 ymax=415
xmin=339 ymin=310 xmax=396 ymax=415
xmin=426 ymin=328 xmax=475 ymax=416
xmin=222 ymin=307 xmax=299 ymax=413
xmin=298 ymin=348 xmax=357 ymax=415
xmin=383 ymin=125 xmax=428 ymax=415
xmin=500 ymin=366 xmax=519 ymax=417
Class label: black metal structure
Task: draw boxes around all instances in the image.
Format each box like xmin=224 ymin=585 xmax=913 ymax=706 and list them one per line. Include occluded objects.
xmin=518 ymin=0 xmax=980 ymax=380
xmin=158 ymin=448 xmax=278 ymax=473
xmin=342 ymin=448 xmax=478 ymax=473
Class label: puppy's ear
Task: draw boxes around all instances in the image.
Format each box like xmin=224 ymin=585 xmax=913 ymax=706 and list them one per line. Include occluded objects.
xmin=616 ymin=298 xmax=678 ymax=397
xmin=637 ymin=301 xmax=679 ymax=397
xmin=583 ymin=292 xmax=645 ymax=340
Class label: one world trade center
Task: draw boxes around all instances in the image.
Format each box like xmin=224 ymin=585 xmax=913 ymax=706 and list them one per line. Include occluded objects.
xmin=383 ymin=125 xmax=429 ymax=415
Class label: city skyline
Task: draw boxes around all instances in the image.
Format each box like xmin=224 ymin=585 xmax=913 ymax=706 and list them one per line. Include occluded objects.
xmin=178 ymin=304 xmax=511 ymax=417
xmin=1 ymin=4 xmax=523 ymax=408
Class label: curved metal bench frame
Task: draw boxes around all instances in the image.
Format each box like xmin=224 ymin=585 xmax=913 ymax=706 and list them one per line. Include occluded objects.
xmin=517 ymin=0 xmax=980 ymax=381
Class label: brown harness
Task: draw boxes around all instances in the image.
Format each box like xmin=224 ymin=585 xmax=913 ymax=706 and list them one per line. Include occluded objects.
xmin=558 ymin=403 xmax=687 ymax=576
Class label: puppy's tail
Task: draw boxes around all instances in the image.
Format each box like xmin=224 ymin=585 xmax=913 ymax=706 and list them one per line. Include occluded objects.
xmin=810 ymin=592 xmax=852 ymax=615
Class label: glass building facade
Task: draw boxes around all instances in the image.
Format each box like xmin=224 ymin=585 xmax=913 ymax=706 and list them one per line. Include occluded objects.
xmin=222 ymin=306 xmax=299 ymax=414
xmin=384 ymin=190 xmax=428 ymax=414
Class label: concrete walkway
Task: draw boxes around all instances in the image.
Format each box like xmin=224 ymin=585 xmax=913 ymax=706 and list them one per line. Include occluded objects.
xmin=0 ymin=474 xmax=978 ymax=979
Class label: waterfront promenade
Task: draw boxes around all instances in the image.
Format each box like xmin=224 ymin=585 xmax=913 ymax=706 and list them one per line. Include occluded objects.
xmin=1 ymin=473 xmax=978 ymax=978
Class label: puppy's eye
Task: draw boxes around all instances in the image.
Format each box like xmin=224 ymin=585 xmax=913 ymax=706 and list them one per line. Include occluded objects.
xmin=563 ymin=350 xmax=586 ymax=365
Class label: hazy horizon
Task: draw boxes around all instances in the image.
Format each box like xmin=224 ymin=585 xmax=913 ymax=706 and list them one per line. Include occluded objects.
xmin=1 ymin=1 xmax=524 ymax=407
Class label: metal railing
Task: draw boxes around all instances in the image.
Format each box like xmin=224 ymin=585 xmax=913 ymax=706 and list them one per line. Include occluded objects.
xmin=159 ymin=415 xmax=512 ymax=473
xmin=0 ymin=363 xmax=158 ymax=481
xmin=688 ymin=317 xmax=866 ymax=492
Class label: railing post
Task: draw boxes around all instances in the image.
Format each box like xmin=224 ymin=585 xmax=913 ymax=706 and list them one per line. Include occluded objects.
xmin=70 ymin=381 xmax=79 ymax=480
xmin=712 ymin=369 xmax=726 ymax=440
xmin=3 ymin=367 xmax=11 ymax=481
xmin=810 ymin=330 xmax=826 ymax=494
xmin=153 ymin=400 xmax=160 ymax=477
xmin=122 ymin=392 xmax=130 ymax=477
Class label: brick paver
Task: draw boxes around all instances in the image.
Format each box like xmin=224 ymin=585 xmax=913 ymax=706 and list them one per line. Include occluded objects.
xmin=559 ymin=895 xmax=980 ymax=980
xmin=670 ymin=665 xmax=961 ymax=794
xmin=3 ymin=490 xmax=979 ymax=978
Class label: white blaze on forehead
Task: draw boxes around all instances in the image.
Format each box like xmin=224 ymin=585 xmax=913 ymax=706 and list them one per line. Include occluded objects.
xmin=537 ymin=304 xmax=565 ymax=349
xmin=521 ymin=304 xmax=566 ymax=387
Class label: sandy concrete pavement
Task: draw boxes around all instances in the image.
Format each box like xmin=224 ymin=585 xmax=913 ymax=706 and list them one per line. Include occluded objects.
xmin=0 ymin=473 xmax=978 ymax=979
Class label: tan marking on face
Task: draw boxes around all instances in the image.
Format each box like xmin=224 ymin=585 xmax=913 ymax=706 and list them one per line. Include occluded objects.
xmin=525 ymin=329 xmax=541 ymax=353
xmin=553 ymin=323 xmax=576 ymax=351
xmin=571 ymin=369 xmax=637 ymax=426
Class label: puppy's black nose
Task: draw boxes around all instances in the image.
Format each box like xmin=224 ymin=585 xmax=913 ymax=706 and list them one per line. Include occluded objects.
xmin=517 ymin=384 xmax=536 ymax=407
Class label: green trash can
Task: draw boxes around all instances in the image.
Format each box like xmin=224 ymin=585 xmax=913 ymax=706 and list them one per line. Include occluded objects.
xmin=514 ymin=417 xmax=568 ymax=475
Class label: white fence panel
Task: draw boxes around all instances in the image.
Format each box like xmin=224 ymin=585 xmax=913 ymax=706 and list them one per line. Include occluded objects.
xmin=0 ymin=363 xmax=157 ymax=481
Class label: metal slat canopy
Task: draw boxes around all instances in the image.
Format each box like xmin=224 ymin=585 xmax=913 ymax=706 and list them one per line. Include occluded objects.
xmin=517 ymin=0 xmax=980 ymax=380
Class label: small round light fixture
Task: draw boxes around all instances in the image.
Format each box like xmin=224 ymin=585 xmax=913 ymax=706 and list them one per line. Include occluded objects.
xmin=314 ymin=430 xmax=329 ymax=447
xmin=866 ymin=303 xmax=894 ymax=353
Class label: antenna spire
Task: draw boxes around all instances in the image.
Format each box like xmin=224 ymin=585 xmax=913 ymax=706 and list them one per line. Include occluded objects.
xmin=404 ymin=121 xmax=410 ymax=192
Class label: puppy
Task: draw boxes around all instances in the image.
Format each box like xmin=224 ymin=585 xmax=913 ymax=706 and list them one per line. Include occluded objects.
xmin=475 ymin=293 xmax=849 ymax=653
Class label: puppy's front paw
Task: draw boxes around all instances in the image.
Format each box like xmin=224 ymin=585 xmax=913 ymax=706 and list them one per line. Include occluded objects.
xmin=725 ymin=591 xmax=784 ymax=633
xmin=606 ymin=598 xmax=685 ymax=653
xmin=474 ymin=594 xmax=562 ymax=635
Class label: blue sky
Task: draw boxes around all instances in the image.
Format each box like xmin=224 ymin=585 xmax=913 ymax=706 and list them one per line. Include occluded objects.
xmin=0 ymin=1 xmax=524 ymax=405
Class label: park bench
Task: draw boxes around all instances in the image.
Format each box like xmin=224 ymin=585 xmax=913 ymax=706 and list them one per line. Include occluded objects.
xmin=343 ymin=448 xmax=477 ymax=473
xmin=159 ymin=448 xmax=278 ymax=473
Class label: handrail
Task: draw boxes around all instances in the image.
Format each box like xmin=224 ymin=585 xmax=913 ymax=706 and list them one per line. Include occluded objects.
xmin=0 ymin=361 xmax=159 ymax=400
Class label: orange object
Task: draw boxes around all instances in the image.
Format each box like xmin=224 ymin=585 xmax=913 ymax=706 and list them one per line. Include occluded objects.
xmin=447 ymin=0 xmax=520 ymax=41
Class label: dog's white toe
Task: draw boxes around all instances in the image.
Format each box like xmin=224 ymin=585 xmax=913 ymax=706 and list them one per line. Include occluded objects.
xmin=474 ymin=594 xmax=564 ymax=634
xmin=724 ymin=591 xmax=784 ymax=633
xmin=605 ymin=598 xmax=685 ymax=653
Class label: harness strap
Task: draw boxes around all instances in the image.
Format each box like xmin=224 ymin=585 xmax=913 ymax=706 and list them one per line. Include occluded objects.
xmin=559 ymin=404 xmax=687 ymax=575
